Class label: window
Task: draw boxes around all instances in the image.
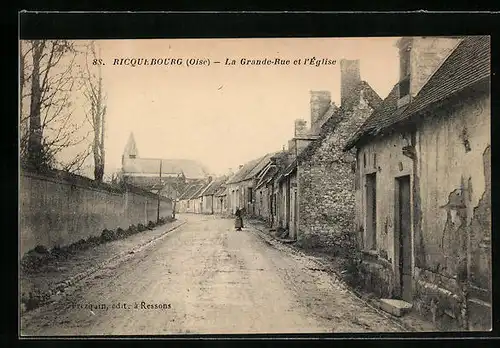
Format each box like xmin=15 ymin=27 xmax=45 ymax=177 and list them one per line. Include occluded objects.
xmin=248 ymin=187 xmax=253 ymax=203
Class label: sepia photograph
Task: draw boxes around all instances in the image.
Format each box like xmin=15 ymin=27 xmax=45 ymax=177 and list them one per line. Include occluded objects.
xmin=19 ymin=32 xmax=491 ymax=336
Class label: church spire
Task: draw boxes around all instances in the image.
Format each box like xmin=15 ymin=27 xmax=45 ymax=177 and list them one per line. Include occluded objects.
xmin=123 ymin=132 xmax=139 ymax=159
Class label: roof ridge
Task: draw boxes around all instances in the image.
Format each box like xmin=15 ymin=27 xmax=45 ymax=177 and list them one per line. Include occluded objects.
xmin=413 ymin=38 xmax=464 ymax=99
xmin=344 ymin=36 xmax=490 ymax=150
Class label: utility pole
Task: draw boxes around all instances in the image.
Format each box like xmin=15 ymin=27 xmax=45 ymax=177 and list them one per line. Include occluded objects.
xmin=171 ymin=173 xmax=180 ymax=219
xmin=157 ymin=160 xmax=162 ymax=223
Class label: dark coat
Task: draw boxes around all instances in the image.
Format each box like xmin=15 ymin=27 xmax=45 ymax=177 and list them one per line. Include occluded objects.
xmin=234 ymin=208 xmax=244 ymax=229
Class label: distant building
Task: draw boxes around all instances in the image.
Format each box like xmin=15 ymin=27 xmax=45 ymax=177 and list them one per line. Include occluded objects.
xmin=226 ymin=153 xmax=278 ymax=216
xmin=199 ymin=176 xmax=227 ymax=214
xmin=177 ymin=181 xmax=206 ymax=213
xmin=213 ymin=183 xmax=228 ymax=215
xmin=120 ymin=132 xmax=210 ymax=196
xmin=253 ymin=151 xmax=292 ymax=229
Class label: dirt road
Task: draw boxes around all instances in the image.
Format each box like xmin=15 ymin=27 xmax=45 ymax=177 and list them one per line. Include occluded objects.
xmin=20 ymin=214 xmax=406 ymax=335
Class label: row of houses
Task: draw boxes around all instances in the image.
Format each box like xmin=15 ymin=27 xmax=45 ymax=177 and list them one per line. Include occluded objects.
xmin=176 ymin=36 xmax=491 ymax=331
xmin=176 ymin=176 xmax=228 ymax=214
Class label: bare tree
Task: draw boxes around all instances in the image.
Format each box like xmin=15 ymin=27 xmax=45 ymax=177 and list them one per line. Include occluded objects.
xmin=82 ymin=41 xmax=107 ymax=182
xmin=19 ymin=40 xmax=31 ymax=160
xmin=20 ymin=40 xmax=91 ymax=171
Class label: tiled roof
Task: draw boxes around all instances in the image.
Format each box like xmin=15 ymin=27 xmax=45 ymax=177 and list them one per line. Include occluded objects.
xmin=177 ymin=184 xmax=196 ymax=200
xmin=226 ymin=155 xmax=267 ymax=184
xmin=189 ymin=184 xmax=207 ymax=200
xmin=201 ymin=177 xmax=227 ymax=196
xmin=243 ymin=152 xmax=279 ymax=181
xmin=256 ymin=165 xmax=276 ymax=189
xmin=214 ymin=186 xmax=227 ymax=197
xmin=123 ymin=158 xmax=209 ymax=180
xmin=194 ymin=180 xmax=214 ymax=198
xmin=344 ymin=36 xmax=490 ymax=150
xmin=179 ymin=183 xmax=206 ymax=200
xmin=255 ymin=151 xmax=291 ymax=188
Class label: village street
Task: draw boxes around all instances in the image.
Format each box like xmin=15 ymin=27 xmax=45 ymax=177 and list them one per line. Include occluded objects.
xmin=20 ymin=214 xmax=407 ymax=335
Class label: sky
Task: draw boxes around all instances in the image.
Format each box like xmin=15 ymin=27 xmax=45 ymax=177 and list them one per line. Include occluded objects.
xmin=56 ymin=37 xmax=401 ymax=177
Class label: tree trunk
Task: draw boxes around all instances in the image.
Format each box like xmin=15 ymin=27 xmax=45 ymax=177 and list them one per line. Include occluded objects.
xmin=20 ymin=42 xmax=24 ymax=122
xmin=93 ymin=43 xmax=105 ymax=182
xmin=28 ymin=40 xmax=44 ymax=168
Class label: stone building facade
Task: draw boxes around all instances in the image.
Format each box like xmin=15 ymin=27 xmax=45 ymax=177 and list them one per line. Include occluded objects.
xmin=344 ymin=36 xmax=491 ymax=331
xmin=285 ymin=59 xmax=382 ymax=248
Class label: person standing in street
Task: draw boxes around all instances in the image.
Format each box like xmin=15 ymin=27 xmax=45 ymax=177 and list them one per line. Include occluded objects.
xmin=234 ymin=207 xmax=243 ymax=231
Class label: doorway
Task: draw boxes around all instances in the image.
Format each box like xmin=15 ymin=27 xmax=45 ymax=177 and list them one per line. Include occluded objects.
xmin=395 ymin=175 xmax=412 ymax=302
xmin=365 ymin=173 xmax=377 ymax=249
xmin=289 ymin=188 xmax=297 ymax=239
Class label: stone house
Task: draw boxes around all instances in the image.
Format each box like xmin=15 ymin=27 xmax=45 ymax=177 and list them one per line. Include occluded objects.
xmin=177 ymin=181 xmax=206 ymax=213
xmin=277 ymin=59 xmax=382 ymax=243
xmin=253 ymin=151 xmax=289 ymax=225
xmin=343 ymin=36 xmax=491 ymax=330
xmin=226 ymin=153 xmax=277 ymax=216
xmin=192 ymin=184 xmax=207 ymax=214
xmin=176 ymin=183 xmax=196 ymax=213
xmin=226 ymin=162 xmax=256 ymax=215
xmin=198 ymin=176 xmax=227 ymax=214
xmin=213 ymin=184 xmax=228 ymax=215
xmin=265 ymin=152 xmax=296 ymax=231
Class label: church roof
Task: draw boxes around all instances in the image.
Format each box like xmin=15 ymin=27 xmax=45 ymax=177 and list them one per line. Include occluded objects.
xmin=122 ymin=132 xmax=209 ymax=180
xmin=123 ymin=158 xmax=209 ymax=180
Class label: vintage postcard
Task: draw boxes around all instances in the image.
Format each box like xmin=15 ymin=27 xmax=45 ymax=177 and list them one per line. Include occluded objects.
xmin=19 ymin=34 xmax=491 ymax=336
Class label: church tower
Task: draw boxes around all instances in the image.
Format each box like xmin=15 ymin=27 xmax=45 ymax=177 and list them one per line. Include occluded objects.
xmin=122 ymin=132 xmax=139 ymax=166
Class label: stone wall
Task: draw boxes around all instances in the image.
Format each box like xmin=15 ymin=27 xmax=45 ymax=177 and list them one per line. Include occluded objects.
xmin=415 ymin=91 xmax=491 ymax=330
xmin=297 ymin=102 xmax=374 ymax=250
xmin=359 ymin=254 xmax=396 ymax=299
xmin=20 ymin=167 xmax=173 ymax=256
xmin=354 ymin=90 xmax=491 ymax=330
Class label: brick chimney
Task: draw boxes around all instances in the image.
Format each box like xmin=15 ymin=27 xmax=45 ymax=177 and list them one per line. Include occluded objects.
xmin=294 ymin=119 xmax=308 ymax=137
xmin=340 ymin=59 xmax=361 ymax=108
xmin=310 ymin=91 xmax=331 ymax=133
xmin=396 ymin=37 xmax=462 ymax=107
